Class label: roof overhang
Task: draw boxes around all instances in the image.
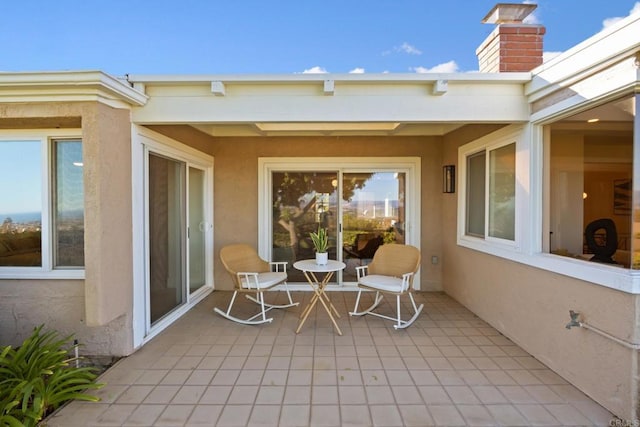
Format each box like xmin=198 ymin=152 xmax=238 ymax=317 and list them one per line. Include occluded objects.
xmin=128 ymin=72 xmax=532 ymax=137
xmin=0 ymin=71 xmax=148 ymax=108
xmin=527 ymin=11 xmax=640 ymax=121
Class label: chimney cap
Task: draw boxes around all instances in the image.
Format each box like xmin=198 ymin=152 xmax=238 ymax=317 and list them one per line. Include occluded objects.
xmin=482 ymin=3 xmax=537 ymax=24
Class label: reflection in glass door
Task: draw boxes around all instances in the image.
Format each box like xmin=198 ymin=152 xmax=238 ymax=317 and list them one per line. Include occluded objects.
xmin=272 ymin=172 xmax=338 ymax=283
xmin=342 ymin=172 xmax=406 ymax=282
xmin=270 ymin=170 xmax=406 ymax=283
xmin=148 ymin=153 xmax=185 ymax=324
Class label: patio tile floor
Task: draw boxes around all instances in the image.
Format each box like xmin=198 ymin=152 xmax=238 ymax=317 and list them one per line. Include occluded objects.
xmin=47 ymin=291 xmax=614 ymax=426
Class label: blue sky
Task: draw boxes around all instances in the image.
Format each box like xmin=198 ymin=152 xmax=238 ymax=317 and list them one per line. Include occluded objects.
xmin=1 ymin=1 xmax=639 ymax=77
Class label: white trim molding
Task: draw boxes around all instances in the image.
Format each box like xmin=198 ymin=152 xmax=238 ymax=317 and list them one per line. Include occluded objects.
xmin=258 ymin=157 xmax=422 ymax=287
xmin=0 ymin=71 xmax=148 ymax=108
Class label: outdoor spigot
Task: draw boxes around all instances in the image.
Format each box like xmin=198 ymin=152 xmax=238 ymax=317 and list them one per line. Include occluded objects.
xmin=565 ymin=310 xmax=581 ymax=329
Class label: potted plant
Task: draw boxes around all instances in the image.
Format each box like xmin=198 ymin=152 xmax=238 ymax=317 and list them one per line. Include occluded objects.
xmin=310 ymin=226 xmax=329 ymax=265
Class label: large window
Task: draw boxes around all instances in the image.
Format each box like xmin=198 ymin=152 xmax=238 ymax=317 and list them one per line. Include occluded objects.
xmin=545 ymin=96 xmax=634 ymax=269
xmin=462 ymin=140 xmax=516 ymax=243
xmin=0 ymin=133 xmax=83 ymax=275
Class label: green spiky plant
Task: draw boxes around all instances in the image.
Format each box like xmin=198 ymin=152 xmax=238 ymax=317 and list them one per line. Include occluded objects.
xmin=309 ymin=226 xmax=329 ymax=253
xmin=0 ymin=325 xmax=104 ymax=427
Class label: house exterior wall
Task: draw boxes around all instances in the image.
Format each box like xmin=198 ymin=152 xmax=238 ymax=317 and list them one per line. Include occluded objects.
xmin=147 ymin=125 xmax=505 ymax=293
xmin=442 ymin=128 xmax=639 ymax=420
xmin=212 ymin=135 xmax=443 ymax=291
xmin=0 ymin=101 xmax=135 ymax=356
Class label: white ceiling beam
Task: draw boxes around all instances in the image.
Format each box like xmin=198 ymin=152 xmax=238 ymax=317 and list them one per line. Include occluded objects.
xmin=433 ymin=80 xmax=448 ymax=96
xmin=324 ymin=80 xmax=335 ymax=96
xmin=211 ymin=81 xmax=226 ymax=96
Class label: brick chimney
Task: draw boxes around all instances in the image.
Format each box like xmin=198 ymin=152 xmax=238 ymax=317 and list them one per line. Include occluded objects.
xmin=476 ymin=3 xmax=545 ymax=72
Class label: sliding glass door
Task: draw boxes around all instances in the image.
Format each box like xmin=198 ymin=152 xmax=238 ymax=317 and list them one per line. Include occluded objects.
xmin=146 ymin=149 xmax=213 ymax=328
xmin=264 ymin=158 xmax=418 ymax=285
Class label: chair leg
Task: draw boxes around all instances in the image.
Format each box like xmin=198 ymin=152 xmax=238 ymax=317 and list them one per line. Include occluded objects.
xmin=226 ymin=290 xmax=239 ymax=316
xmin=409 ymin=292 xmax=420 ymax=313
xmin=245 ymin=283 xmax=299 ymax=309
xmin=352 ymin=289 xmax=362 ymax=314
xmin=350 ymin=290 xmax=423 ymax=329
xmin=259 ymin=290 xmax=267 ymax=322
xmin=213 ymin=290 xmax=274 ymax=325
xmin=283 ymin=281 xmax=300 ymax=307
xmin=393 ymin=293 xmax=424 ymax=330
xmin=349 ymin=291 xmax=383 ymax=317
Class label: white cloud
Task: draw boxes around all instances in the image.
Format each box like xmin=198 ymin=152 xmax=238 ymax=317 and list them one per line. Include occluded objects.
xmin=603 ymin=16 xmax=623 ymax=28
xmin=382 ymin=42 xmax=422 ymax=57
xmin=302 ymin=66 xmax=328 ymax=74
xmin=411 ymin=60 xmax=459 ymax=73
xmin=603 ymin=1 xmax=640 ymax=29
xmin=396 ymin=42 xmax=422 ymax=55
xmin=543 ymin=51 xmax=562 ymax=63
xmin=349 ymin=68 xmax=365 ymax=74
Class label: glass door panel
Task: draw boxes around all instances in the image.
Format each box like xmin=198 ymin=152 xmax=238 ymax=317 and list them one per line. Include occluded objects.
xmin=188 ymin=167 xmax=206 ymax=293
xmin=148 ymin=153 xmax=185 ymax=325
xmin=342 ymin=172 xmax=406 ymax=282
xmin=272 ymin=171 xmax=338 ymax=283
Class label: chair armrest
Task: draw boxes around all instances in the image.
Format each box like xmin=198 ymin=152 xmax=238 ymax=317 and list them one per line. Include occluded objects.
xmin=269 ymin=261 xmax=288 ymax=273
xmin=401 ymin=272 xmax=414 ymax=292
xmin=355 ymin=265 xmax=369 ymax=280
xmin=237 ymin=272 xmax=261 ymax=289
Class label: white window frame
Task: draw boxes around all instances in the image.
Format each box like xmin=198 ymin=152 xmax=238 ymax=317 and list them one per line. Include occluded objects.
xmin=457 ymin=125 xmax=524 ymax=254
xmin=258 ymin=157 xmax=421 ymax=286
xmin=528 ymin=93 xmax=640 ymax=294
xmin=0 ymin=129 xmax=84 ymax=279
xmin=456 ymin=100 xmax=640 ymax=294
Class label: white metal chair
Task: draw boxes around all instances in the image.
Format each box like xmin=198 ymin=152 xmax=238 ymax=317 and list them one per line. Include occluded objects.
xmin=214 ymin=244 xmax=298 ymax=324
xmin=349 ymin=244 xmax=422 ymax=329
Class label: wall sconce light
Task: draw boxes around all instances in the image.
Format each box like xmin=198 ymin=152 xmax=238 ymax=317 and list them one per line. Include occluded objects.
xmin=443 ymin=165 xmax=455 ymax=193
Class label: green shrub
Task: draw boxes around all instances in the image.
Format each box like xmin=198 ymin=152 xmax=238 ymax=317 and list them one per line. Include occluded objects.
xmin=0 ymin=326 xmax=104 ymax=427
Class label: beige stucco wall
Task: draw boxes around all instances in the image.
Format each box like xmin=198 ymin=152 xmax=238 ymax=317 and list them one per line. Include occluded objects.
xmin=442 ymin=128 xmax=639 ymax=419
xmin=148 ymin=125 xmax=486 ymax=293
xmin=0 ymin=102 xmax=134 ymax=356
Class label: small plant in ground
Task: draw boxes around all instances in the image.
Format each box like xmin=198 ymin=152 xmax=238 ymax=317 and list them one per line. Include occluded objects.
xmin=0 ymin=325 xmax=104 ymax=426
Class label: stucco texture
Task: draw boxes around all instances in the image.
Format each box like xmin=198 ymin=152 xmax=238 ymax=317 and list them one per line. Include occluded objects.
xmin=0 ymin=102 xmax=134 ymax=356
xmin=148 ymin=125 xmax=474 ymax=293
xmin=442 ymin=127 xmax=639 ymax=420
